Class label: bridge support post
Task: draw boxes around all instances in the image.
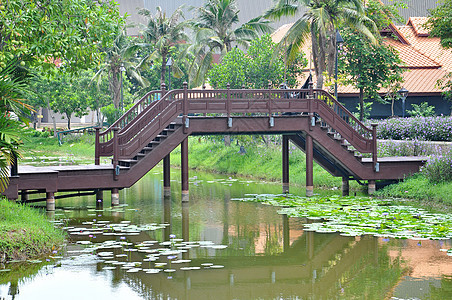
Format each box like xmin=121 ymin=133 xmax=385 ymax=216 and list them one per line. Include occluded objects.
xmin=342 ymin=177 xmax=349 ymax=196
xmin=282 ymin=135 xmax=289 ymax=193
xmin=46 ymin=192 xmax=55 ymax=211
xmin=306 ymin=134 xmax=314 ymax=197
xmin=368 ymin=180 xmax=376 ymax=195
xmin=111 ymin=188 xmax=120 ymax=206
xmin=163 ymin=154 xmax=171 ymax=196
xmin=181 ymin=138 xmax=189 ymax=202
xmin=96 ymin=189 xmax=103 ymax=209
xmin=21 ymin=190 xmax=29 ymax=202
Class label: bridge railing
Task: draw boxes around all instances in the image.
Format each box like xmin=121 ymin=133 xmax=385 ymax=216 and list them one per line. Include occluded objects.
xmin=95 ymin=83 xmax=377 ymax=169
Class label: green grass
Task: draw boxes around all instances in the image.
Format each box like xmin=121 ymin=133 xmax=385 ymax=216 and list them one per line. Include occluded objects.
xmin=0 ymin=198 xmax=65 ymax=262
xmin=22 ymin=134 xmax=95 ymax=164
xmin=376 ymin=173 xmax=452 ymax=205
xmin=170 ymin=137 xmax=356 ymax=189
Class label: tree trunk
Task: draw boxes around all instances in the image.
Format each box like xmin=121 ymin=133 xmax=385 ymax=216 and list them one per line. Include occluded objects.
xmin=359 ymin=87 xmax=364 ymax=121
xmin=391 ymin=97 xmax=395 ymax=117
xmin=96 ymin=108 xmax=102 ymax=126
xmin=46 ymin=99 xmax=57 ymax=137
xmin=313 ymin=29 xmax=327 ymax=89
xmin=110 ymin=69 xmax=121 ymax=109
xmin=161 ymin=54 xmax=167 ymax=85
xmin=327 ymin=26 xmax=336 ymax=79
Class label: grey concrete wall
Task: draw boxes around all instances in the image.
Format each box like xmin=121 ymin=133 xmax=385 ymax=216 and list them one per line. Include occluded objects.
xmin=117 ymin=0 xmax=440 ymax=36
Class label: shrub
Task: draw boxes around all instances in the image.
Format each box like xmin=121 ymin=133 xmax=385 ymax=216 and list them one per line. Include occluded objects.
xmin=407 ymin=102 xmax=436 ymax=117
xmin=422 ymin=148 xmax=452 ymax=182
xmin=377 ymin=139 xmax=441 ymax=157
xmin=370 ymin=116 xmax=452 ymax=141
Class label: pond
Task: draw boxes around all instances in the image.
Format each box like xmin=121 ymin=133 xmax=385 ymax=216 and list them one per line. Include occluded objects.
xmin=1 ymin=169 xmax=451 ymax=299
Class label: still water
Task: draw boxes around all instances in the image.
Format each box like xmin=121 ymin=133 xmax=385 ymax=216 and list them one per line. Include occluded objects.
xmin=1 ymin=169 xmax=451 ymax=299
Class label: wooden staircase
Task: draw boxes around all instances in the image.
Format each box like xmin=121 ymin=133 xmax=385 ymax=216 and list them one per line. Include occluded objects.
xmin=117 ymin=122 xmax=181 ymax=169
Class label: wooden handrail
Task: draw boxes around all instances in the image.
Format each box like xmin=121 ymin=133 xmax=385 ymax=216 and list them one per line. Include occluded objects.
xmin=95 ymin=86 xmax=377 ymax=166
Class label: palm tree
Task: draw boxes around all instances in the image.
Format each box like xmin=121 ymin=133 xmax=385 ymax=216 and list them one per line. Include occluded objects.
xmin=265 ymin=0 xmax=377 ymax=89
xmin=0 ymin=58 xmax=33 ymax=192
xmin=189 ymin=0 xmax=273 ymax=86
xmin=138 ymin=6 xmax=190 ymax=86
xmin=93 ymin=32 xmax=147 ymax=110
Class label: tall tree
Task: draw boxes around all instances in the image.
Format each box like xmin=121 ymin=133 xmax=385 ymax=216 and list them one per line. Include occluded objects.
xmin=138 ymin=6 xmax=189 ymax=86
xmin=0 ymin=58 xmax=33 ymax=192
xmin=189 ymin=0 xmax=272 ymax=86
xmin=339 ymin=0 xmax=405 ymax=120
xmin=339 ymin=30 xmax=403 ymax=120
xmin=0 ymin=0 xmax=124 ymax=74
xmin=426 ymin=0 xmax=452 ymax=49
xmin=208 ymin=34 xmax=306 ymax=89
xmin=264 ymin=0 xmax=377 ymax=89
xmin=426 ymin=0 xmax=452 ymax=105
xmin=93 ymin=32 xmax=147 ymax=110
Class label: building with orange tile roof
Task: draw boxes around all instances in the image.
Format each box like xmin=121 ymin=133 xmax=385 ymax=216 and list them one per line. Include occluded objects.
xmin=272 ymin=17 xmax=452 ymax=117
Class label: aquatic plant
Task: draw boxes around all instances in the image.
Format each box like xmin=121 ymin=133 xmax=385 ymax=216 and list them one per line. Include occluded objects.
xmin=233 ymin=194 xmax=452 ymax=239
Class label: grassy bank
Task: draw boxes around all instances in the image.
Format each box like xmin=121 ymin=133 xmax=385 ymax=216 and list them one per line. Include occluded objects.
xmin=22 ymin=134 xmax=95 ymax=164
xmin=170 ymin=137 xmax=357 ymax=189
xmin=375 ymin=174 xmax=452 ymax=205
xmin=0 ymin=198 xmax=65 ymax=262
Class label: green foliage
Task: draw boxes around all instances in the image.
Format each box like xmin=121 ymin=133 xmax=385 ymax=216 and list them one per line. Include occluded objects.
xmin=0 ymin=58 xmax=32 ymax=192
xmin=407 ymin=102 xmax=436 ymax=117
xmin=365 ymin=0 xmax=407 ymax=30
xmin=207 ymin=48 xmax=248 ymax=88
xmin=0 ymin=0 xmax=124 ymax=74
xmin=422 ymin=149 xmax=452 ymax=183
xmin=376 ymin=173 xmax=452 ymax=204
xmin=264 ymin=0 xmax=377 ymax=89
xmin=339 ymin=29 xmax=403 ymax=120
xmin=170 ymin=137 xmax=341 ymax=188
xmin=236 ymin=193 xmax=452 ymax=239
xmin=426 ymin=0 xmax=452 ymax=49
xmin=208 ymin=34 xmax=306 ymax=89
xmin=94 ymin=32 xmax=146 ymax=109
xmin=138 ymin=6 xmax=189 ymax=86
xmin=189 ymin=0 xmax=272 ymax=86
xmin=437 ymin=71 xmax=452 ymax=104
xmin=0 ymin=198 xmax=64 ymax=262
xmin=352 ymin=101 xmax=373 ymax=121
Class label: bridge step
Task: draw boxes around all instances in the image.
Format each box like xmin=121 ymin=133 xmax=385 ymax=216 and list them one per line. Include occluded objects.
xmin=119 ymin=123 xmax=182 ymax=168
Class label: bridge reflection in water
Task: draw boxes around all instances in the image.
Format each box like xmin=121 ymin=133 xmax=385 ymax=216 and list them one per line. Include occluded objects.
xmin=87 ymin=192 xmax=407 ymax=300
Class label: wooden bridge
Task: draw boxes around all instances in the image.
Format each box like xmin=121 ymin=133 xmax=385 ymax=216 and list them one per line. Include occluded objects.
xmin=3 ymin=82 xmax=426 ymax=209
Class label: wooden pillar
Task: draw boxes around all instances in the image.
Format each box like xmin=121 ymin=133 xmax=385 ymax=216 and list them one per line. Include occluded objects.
xmin=96 ymin=189 xmax=103 ymax=209
xmin=368 ymin=180 xmax=376 ymax=195
xmin=111 ymin=188 xmax=119 ymax=206
xmin=342 ymin=177 xmax=350 ymax=196
xmin=46 ymin=192 xmax=55 ymax=211
xmin=181 ymin=138 xmax=189 ymax=202
xmin=282 ymin=135 xmax=289 ymax=193
xmin=21 ymin=190 xmax=29 ymax=202
xmin=11 ymin=152 xmax=18 ymax=177
xmin=305 ymin=134 xmax=314 ymax=197
xmin=163 ymin=154 xmax=171 ymax=196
